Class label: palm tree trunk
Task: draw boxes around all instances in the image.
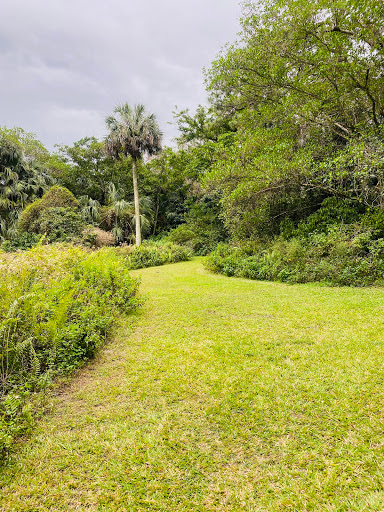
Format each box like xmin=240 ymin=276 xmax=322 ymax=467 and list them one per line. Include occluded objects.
xmin=132 ymin=157 xmax=142 ymax=246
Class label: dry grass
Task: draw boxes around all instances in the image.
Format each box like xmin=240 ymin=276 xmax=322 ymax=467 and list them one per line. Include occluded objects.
xmin=83 ymin=227 xmax=116 ymax=247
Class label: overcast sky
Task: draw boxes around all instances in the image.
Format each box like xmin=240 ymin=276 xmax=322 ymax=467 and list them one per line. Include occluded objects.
xmin=0 ymin=0 xmax=241 ymax=150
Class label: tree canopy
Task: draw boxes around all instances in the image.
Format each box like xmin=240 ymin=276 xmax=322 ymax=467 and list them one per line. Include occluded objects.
xmin=0 ymin=131 xmax=51 ymax=239
xmin=199 ymin=0 xmax=384 ymax=239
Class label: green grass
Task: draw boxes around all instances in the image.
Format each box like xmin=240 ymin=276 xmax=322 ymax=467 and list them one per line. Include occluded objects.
xmin=1 ymin=258 xmax=384 ymax=511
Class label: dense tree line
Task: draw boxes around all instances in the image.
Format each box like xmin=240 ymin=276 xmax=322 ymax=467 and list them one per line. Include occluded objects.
xmin=202 ymin=0 xmax=384 ymax=239
xmin=3 ymin=0 xmax=384 ymax=283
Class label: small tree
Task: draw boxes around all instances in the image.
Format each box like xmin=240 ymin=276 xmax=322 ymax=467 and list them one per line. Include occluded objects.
xmin=105 ymin=104 xmax=162 ymax=245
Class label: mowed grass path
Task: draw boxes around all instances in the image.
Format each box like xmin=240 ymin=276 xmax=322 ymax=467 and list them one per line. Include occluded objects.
xmin=2 ymin=259 xmax=384 ymax=511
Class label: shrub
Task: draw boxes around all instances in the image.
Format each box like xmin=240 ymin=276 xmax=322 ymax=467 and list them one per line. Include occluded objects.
xmin=38 ymin=185 xmax=79 ymax=210
xmin=166 ymin=222 xmax=225 ymax=255
xmin=165 ymin=194 xmax=228 ymax=255
xmin=36 ymin=207 xmax=85 ymax=242
xmin=18 ymin=186 xmax=79 ymax=234
xmin=82 ymin=227 xmax=116 ymax=248
xmin=205 ymin=226 xmax=384 ymax=287
xmin=280 ymin=197 xmax=365 ymax=240
xmin=0 ymin=244 xmax=140 ymax=459
xmin=361 ymin=208 xmax=384 ymax=238
xmin=17 ymin=199 xmax=44 ymax=233
xmin=117 ymin=241 xmax=192 ymax=270
xmin=1 ymin=232 xmax=42 ymax=252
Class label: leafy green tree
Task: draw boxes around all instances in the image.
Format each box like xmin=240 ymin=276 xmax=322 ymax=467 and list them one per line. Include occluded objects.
xmin=105 ymin=104 xmax=162 ymax=245
xmin=0 ymin=134 xmax=51 ymax=240
xmin=202 ymin=0 xmax=384 ymax=238
xmin=51 ymin=137 xmax=132 ymax=203
xmin=208 ymin=0 xmax=384 ymax=140
xmin=0 ymin=126 xmax=50 ymax=164
xmin=174 ymin=105 xmax=237 ymax=145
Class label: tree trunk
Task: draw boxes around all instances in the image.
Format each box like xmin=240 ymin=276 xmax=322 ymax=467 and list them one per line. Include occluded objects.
xmin=132 ymin=158 xmax=141 ymax=246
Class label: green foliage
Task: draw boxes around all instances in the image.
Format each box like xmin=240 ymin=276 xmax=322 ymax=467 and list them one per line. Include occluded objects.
xmin=143 ymin=148 xmax=190 ymax=235
xmin=17 ymin=200 xmax=43 ymax=233
xmin=38 ymin=185 xmax=79 ymax=210
xmin=120 ymin=241 xmax=192 ymax=270
xmin=17 ymin=186 xmax=84 ymax=243
xmin=197 ymin=0 xmax=384 ymax=244
xmin=36 ymin=208 xmax=85 ymax=242
xmin=0 ymin=244 xmax=140 ymax=459
xmin=79 ymin=196 xmax=101 ymax=224
xmin=361 ymin=208 xmax=384 ymax=238
xmin=0 ymin=126 xmax=50 ymax=165
xmin=205 ymin=124 xmax=384 ymax=241
xmin=51 ymin=137 xmax=132 ymax=203
xmin=53 ymin=141 xmax=197 ymax=241
xmin=280 ymin=197 xmax=365 ymax=239
xmin=0 ymin=132 xmax=52 ymax=240
xmin=98 ymin=184 xmax=154 ymax=243
xmin=166 ymin=194 xmax=228 ymax=254
xmin=1 ymin=233 xmax=42 ymax=252
xmin=174 ymin=105 xmax=237 ymax=144
xmin=165 ymin=224 xmax=204 ymax=251
xmin=206 ymin=226 xmax=384 ymax=287
xmin=208 ymin=0 xmax=384 ymax=138
xmin=18 ymin=185 xmax=79 ymax=233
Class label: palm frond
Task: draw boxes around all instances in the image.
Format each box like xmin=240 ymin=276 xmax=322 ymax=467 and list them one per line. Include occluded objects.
xmin=104 ymin=103 xmax=163 ymax=160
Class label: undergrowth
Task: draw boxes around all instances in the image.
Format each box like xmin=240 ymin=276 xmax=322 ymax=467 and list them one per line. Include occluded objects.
xmin=118 ymin=241 xmax=192 ymax=269
xmin=0 ymin=244 xmax=140 ymax=460
xmin=206 ymin=226 xmax=384 ymax=286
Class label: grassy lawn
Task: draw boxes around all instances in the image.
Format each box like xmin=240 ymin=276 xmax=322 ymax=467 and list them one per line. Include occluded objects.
xmin=1 ymin=258 xmax=384 ymax=511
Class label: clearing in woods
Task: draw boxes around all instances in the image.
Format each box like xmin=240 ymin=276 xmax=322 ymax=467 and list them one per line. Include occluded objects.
xmin=1 ymin=259 xmax=384 ymax=511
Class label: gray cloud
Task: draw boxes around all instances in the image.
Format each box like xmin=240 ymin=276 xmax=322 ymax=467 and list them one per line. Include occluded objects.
xmin=0 ymin=0 xmax=240 ymax=149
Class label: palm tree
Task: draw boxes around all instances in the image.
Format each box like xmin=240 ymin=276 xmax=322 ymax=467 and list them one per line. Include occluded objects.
xmin=0 ymin=137 xmax=51 ymax=240
xmin=101 ymin=183 xmax=154 ymax=243
xmin=105 ymin=104 xmax=162 ymax=245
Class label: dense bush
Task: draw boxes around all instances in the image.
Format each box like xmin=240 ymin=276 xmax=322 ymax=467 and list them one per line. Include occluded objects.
xmin=206 ymin=227 xmax=384 ymax=287
xmin=0 ymin=244 xmax=140 ymax=459
xmin=1 ymin=232 xmax=42 ymax=252
xmin=280 ymin=198 xmax=365 ymax=240
xmin=165 ymin=194 xmax=228 ymax=255
xmin=166 ymin=222 xmax=225 ymax=255
xmin=36 ymin=185 xmax=79 ymax=210
xmin=119 ymin=241 xmax=192 ymax=270
xmin=82 ymin=227 xmax=116 ymax=248
xmin=18 ymin=186 xmax=79 ymax=233
xmin=16 ymin=186 xmax=86 ymax=243
xmin=36 ymin=207 xmax=85 ymax=242
xmin=17 ymin=199 xmax=44 ymax=234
